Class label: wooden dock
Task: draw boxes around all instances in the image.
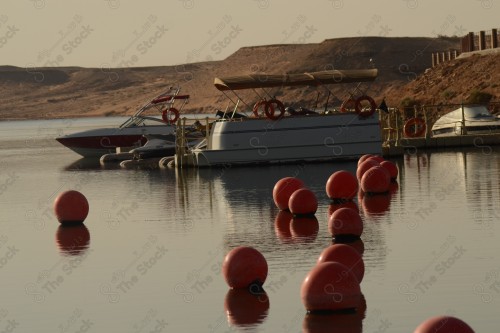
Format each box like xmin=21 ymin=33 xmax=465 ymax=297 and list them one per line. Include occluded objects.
xmin=382 ymin=133 xmax=500 ymax=156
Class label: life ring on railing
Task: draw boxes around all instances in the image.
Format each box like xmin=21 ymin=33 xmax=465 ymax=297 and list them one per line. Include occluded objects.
xmin=253 ymin=100 xmax=267 ymax=118
xmin=340 ymin=98 xmax=356 ymax=113
xmin=265 ymin=99 xmax=286 ymax=120
xmin=404 ymin=118 xmax=426 ymax=137
xmin=162 ymin=107 xmax=179 ymax=124
xmin=355 ymin=95 xmax=376 ymax=118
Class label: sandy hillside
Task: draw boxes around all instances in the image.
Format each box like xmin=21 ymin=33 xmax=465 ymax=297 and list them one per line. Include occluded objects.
xmin=1 ymin=36 xmax=497 ymax=120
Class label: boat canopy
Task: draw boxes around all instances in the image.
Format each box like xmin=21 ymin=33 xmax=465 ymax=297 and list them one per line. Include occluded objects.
xmin=214 ymin=69 xmax=378 ymax=91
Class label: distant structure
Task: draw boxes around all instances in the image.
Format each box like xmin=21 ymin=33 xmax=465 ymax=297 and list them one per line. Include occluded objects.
xmin=431 ymin=28 xmax=499 ymax=67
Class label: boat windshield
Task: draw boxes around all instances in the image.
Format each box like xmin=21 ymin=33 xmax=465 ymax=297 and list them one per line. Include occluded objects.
xmin=464 ymin=106 xmax=493 ymax=119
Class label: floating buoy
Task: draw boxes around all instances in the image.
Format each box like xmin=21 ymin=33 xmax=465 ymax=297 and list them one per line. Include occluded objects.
xmin=222 ymin=246 xmax=268 ymax=289
xmin=325 ymin=170 xmax=358 ymax=201
xmin=272 ymin=177 xmax=305 ymax=210
xmin=380 ymin=160 xmax=398 ymax=180
xmin=327 ymin=201 xmax=359 ymax=218
xmin=356 ymin=159 xmax=380 ymax=180
xmin=274 ymin=211 xmax=293 ymax=243
xmin=365 ymin=155 xmax=385 ymax=164
xmin=414 ymin=316 xmax=475 ymax=333
xmin=328 ymin=207 xmax=363 ymax=239
xmin=301 ymin=261 xmax=361 ymax=312
xmin=224 ymin=289 xmax=269 ymax=327
xmin=53 ymin=190 xmax=89 ymax=224
xmin=290 ymin=216 xmax=319 ymax=243
xmin=360 ymin=166 xmax=391 ymax=194
xmin=357 ymin=154 xmax=374 ymax=166
xmin=317 ymin=244 xmax=365 ymax=283
xmin=289 ymin=188 xmax=318 ymax=216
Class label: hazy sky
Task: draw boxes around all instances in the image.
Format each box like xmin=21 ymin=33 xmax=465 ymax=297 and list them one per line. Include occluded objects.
xmin=0 ymin=0 xmax=497 ymax=68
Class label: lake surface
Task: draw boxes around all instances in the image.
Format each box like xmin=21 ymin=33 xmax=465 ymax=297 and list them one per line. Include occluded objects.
xmin=0 ymin=117 xmax=499 ymax=332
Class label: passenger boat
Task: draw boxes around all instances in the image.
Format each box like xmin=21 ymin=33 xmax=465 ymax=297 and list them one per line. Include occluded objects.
xmin=56 ymin=87 xmax=189 ymax=157
xmin=431 ymin=105 xmax=500 ymax=137
xmin=176 ymin=69 xmax=383 ymax=167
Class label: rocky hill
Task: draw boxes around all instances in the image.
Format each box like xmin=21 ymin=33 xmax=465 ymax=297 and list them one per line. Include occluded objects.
xmin=1 ymin=36 xmax=497 ymax=120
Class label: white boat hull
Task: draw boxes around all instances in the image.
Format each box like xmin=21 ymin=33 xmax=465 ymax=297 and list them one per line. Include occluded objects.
xmin=190 ymin=113 xmax=382 ymax=167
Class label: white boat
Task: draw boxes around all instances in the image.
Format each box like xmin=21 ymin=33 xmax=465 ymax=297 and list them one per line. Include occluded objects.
xmin=56 ymin=86 xmax=189 ymax=157
xmin=431 ymin=105 xmax=500 ymax=137
xmin=177 ymin=69 xmax=383 ymax=167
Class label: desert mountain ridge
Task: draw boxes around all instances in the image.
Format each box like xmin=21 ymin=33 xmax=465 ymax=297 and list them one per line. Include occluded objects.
xmin=0 ymin=36 xmax=498 ymax=120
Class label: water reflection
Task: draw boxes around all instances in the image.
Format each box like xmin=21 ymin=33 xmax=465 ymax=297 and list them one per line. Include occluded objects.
xmin=274 ymin=211 xmax=293 ymax=243
xmin=290 ymin=216 xmax=319 ymax=243
xmin=224 ymin=288 xmax=269 ymax=327
xmin=302 ymin=294 xmax=366 ymax=333
xmin=55 ymin=224 xmax=91 ymax=255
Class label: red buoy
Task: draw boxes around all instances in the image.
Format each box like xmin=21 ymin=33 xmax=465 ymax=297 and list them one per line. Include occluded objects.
xmin=325 ymin=170 xmax=358 ymax=200
xmin=380 ymin=160 xmax=398 ymax=180
xmin=222 ymin=247 xmax=268 ymax=289
xmin=273 ymin=177 xmax=305 ymax=210
xmin=414 ymin=316 xmax=475 ymax=333
xmin=357 ymin=154 xmax=374 ymax=166
xmin=301 ymin=261 xmax=361 ymax=312
xmin=356 ymin=159 xmax=379 ymax=180
xmin=360 ymin=166 xmax=391 ymax=194
xmin=53 ymin=190 xmax=89 ymax=224
xmin=365 ymin=155 xmax=385 ymax=164
xmin=328 ymin=207 xmax=363 ymax=239
xmin=289 ymin=188 xmax=318 ymax=216
xmin=317 ymin=244 xmax=365 ymax=283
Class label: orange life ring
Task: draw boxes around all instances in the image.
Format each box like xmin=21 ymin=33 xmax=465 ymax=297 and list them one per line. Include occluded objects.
xmin=355 ymin=95 xmax=376 ymax=118
xmin=265 ymin=99 xmax=285 ymax=120
xmin=340 ymin=98 xmax=356 ymax=113
xmin=162 ymin=107 xmax=179 ymax=124
xmin=253 ymin=100 xmax=267 ymax=118
xmin=404 ymin=118 xmax=426 ymax=137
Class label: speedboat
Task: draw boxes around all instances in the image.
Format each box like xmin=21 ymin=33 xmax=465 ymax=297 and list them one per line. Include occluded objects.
xmin=175 ymin=69 xmax=383 ymax=167
xmin=56 ymin=87 xmax=190 ymax=157
xmin=431 ymin=105 xmax=500 ymax=137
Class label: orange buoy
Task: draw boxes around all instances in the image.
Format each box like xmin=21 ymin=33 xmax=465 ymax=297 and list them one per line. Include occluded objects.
xmin=289 ymin=188 xmax=318 ymax=216
xmin=328 ymin=207 xmax=363 ymax=239
xmin=290 ymin=216 xmax=319 ymax=243
xmin=356 ymin=159 xmax=379 ymax=180
xmin=224 ymin=289 xmax=269 ymax=327
xmin=222 ymin=246 xmax=268 ymax=289
xmin=365 ymin=155 xmax=385 ymax=164
xmin=301 ymin=261 xmax=361 ymax=312
xmin=325 ymin=170 xmax=358 ymax=201
xmin=380 ymin=160 xmax=398 ymax=180
xmin=361 ymin=193 xmax=391 ymax=216
xmin=53 ymin=190 xmax=89 ymax=224
xmin=272 ymin=177 xmax=305 ymax=211
xmin=360 ymin=166 xmax=391 ymax=194
xmin=357 ymin=154 xmax=374 ymax=166
xmin=327 ymin=201 xmax=359 ymax=218
xmin=56 ymin=224 xmax=90 ymax=255
xmin=317 ymin=244 xmax=365 ymax=283
xmin=414 ymin=316 xmax=475 ymax=333
xmin=274 ymin=211 xmax=293 ymax=243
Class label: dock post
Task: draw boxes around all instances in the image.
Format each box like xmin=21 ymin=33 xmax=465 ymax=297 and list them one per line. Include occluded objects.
xmin=479 ymin=30 xmax=486 ymax=50
xmin=492 ymin=29 xmax=498 ymax=49
xmin=461 ymin=103 xmax=467 ymax=135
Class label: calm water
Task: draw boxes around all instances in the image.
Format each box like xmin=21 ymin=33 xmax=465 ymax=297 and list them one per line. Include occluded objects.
xmin=0 ymin=117 xmax=499 ymax=332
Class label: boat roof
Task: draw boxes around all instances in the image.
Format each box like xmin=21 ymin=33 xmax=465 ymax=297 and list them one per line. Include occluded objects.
xmin=213 ymin=69 xmax=378 ymax=91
